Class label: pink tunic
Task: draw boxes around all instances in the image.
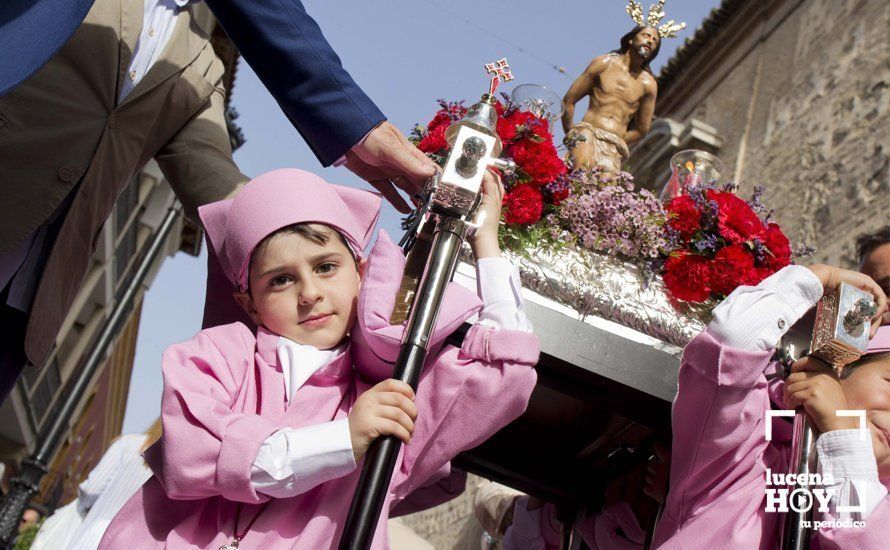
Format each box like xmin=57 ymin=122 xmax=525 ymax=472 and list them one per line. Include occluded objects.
xmin=100 ymin=322 xmax=538 ymax=549
xmin=653 ymin=330 xmax=889 ymax=549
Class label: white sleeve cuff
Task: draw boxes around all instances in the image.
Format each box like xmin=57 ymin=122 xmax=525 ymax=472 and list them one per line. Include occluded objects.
xmin=251 ymin=418 xmax=356 ymax=498
xmin=334 ymin=123 xmax=381 ymax=167
xmin=709 ymin=265 xmax=823 ymax=351
xmin=475 ymin=257 xmax=533 ymax=333
xmin=816 ymin=429 xmax=888 ymax=520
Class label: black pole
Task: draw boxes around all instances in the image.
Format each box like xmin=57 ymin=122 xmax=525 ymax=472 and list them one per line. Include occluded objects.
xmin=0 ymin=204 xmax=182 ymax=547
xmin=338 ymin=344 xmax=426 ymax=549
xmin=339 ymin=223 xmax=466 ymax=550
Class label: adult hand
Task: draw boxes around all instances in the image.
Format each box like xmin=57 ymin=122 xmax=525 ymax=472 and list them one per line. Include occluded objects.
xmin=807 ymin=264 xmax=888 ymax=337
xmin=344 ymin=121 xmax=438 ymax=213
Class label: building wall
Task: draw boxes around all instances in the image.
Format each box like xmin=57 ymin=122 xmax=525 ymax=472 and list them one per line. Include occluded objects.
xmin=400 ymin=474 xmax=487 ymax=549
xmin=38 ymin=301 xmax=141 ymax=505
xmin=648 ymin=0 xmax=889 ymax=267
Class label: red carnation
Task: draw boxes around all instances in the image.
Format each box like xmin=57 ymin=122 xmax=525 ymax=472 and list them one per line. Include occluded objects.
xmin=509 ymin=139 xmax=567 ymax=186
xmin=761 ymin=222 xmax=791 ymax=271
xmin=749 ymin=267 xmax=773 ymax=287
xmin=710 ymin=191 xmax=766 ymax=244
xmin=503 ymin=184 xmax=544 ymax=225
xmin=418 ymin=124 xmax=447 ymax=154
xmin=496 ymin=111 xmax=522 ymax=142
xmin=666 ymin=194 xmax=701 ymax=243
xmin=497 ymin=109 xmax=543 ymax=143
xmin=709 ymin=244 xmax=758 ymax=296
xmin=663 ymin=252 xmax=712 ymax=303
xmin=427 ymin=111 xmax=452 ymax=133
xmin=527 ymin=116 xmax=552 ymax=141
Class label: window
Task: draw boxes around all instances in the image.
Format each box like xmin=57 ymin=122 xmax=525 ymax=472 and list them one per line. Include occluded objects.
xmin=21 ymin=356 xmax=62 ymax=431
xmin=114 ymin=220 xmax=138 ymax=284
xmin=115 ymin=179 xmax=139 ymax=236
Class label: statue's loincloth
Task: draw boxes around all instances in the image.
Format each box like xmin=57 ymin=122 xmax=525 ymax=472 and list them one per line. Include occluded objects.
xmin=565 ymin=122 xmax=629 ymax=173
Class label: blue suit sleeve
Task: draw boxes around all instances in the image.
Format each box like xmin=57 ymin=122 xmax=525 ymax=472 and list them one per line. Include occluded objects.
xmin=204 ymin=0 xmax=386 ymax=166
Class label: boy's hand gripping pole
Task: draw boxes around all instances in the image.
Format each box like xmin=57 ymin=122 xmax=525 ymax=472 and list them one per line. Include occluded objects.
xmin=779 ymin=283 xmax=877 ymax=550
xmin=338 ymin=79 xmax=515 ymax=550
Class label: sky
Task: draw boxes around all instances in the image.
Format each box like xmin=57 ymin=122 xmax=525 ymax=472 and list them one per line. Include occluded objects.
xmin=122 ymin=0 xmax=724 ymax=433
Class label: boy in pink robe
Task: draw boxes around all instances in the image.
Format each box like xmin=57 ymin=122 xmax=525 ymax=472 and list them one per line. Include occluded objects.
xmin=100 ymin=168 xmax=539 ymax=549
xmin=654 ymin=264 xmax=890 ymax=549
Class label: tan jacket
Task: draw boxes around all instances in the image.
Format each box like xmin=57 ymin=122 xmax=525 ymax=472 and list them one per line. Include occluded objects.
xmin=0 ymin=0 xmax=248 ymax=367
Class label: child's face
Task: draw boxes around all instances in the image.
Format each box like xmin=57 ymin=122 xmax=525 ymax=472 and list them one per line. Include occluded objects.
xmin=235 ymin=227 xmax=362 ymax=350
xmin=840 ymin=354 xmax=890 ymax=478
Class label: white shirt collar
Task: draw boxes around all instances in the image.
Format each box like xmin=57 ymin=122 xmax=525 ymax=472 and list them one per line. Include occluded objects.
xmin=276 ymin=337 xmax=343 ymax=402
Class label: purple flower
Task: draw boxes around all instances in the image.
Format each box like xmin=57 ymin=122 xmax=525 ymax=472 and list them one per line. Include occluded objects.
xmin=745 ymin=184 xmax=776 ymax=223
xmin=408 ymin=124 xmax=427 ymax=142
xmin=543 ymin=174 xmax=572 ymax=203
xmin=436 ymin=98 xmax=467 ymax=121
xmin=793 ymin=243 xmax=817 ymax=259
xmin=688 ymin=184 xmax=719 ymax=231
xmin=751 ymin=237 xmax=768 ymax=264
xmin=691 ymin=232 xmax=719 ymax=254
xmin=560 ymin=173 xmax=672 ymax=260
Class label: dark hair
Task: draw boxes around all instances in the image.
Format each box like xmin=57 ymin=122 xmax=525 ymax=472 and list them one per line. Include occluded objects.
xmin=247 ymin=223 xmax=356 ymax=294
xmin=840 ymin=351 xmax=890 ymax=379
xmin=856 ymin=225 xmax=890 ymax=265
xmin=615 ymin=25 xmax=661 ymax=74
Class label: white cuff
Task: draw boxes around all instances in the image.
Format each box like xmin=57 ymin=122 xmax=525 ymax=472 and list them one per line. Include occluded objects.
xmin=709 ymin=265 xmax=822 ymax=351
xmin=476 ymin=257 xmax=533 ymax=333
xmin=816 ymin=429 xmax=888 ymax=520
xmin=251 ymin=419 xmax=356 ymax=498
xmin=333 ymin=123 xmax=381 ymax=167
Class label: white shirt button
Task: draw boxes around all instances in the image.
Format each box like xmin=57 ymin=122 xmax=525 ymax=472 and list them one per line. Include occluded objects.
xmin=148 ymin=27 xmax=155 ymax=37
xmin=778 ymin=318 xmax=786 ymax=329
xmin=129 ymin=70 xmax=137 ymax=81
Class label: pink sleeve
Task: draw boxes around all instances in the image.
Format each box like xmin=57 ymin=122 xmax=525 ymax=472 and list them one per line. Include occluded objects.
xmin=148 ymin=326 xmax=281 ymax=504
xmin=816 ymin=495 xmax=890 ymax=549
xmin=390 ymin=324 xmax=539 ymax=500
xmin=657 ymin=329 xmax=778 ymax=539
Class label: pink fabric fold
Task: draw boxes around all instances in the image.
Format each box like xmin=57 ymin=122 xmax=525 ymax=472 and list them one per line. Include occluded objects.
xmin=460 ymin=324 xmax=541 ymax=365
xmin=349 ymin=230 xmax=482 ymax=382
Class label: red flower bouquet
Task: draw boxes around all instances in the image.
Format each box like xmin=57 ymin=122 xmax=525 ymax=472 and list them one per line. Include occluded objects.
xmin=503 ymin=184 xmax=544 ymax=225
xmin=662 ymin=184 xmax=794 ymax=304
xmin=411 ymin=97 xmax=566 ymax=228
